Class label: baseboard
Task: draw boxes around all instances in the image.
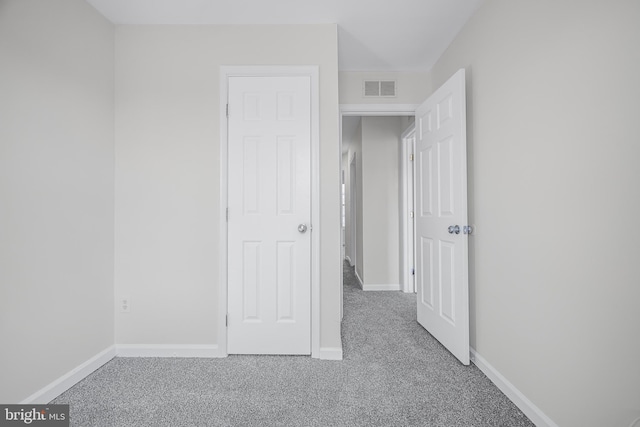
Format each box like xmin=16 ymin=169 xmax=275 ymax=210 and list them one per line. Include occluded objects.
xmin=20 ymin=345 xmax=116 ymax=404
xmin=116 ymin=344 xmax=223 ymax=358
xmin=317 ymin=347 xmax=343 ymax=360
xmin=362 ymin=283 xmax=401 ymax=291
xmin=470 ymin=348 xmax=559 ymax=427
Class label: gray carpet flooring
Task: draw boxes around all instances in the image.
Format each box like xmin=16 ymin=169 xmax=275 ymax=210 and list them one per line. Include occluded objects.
xmin=52 ymin=262 xmax=534 ymax=426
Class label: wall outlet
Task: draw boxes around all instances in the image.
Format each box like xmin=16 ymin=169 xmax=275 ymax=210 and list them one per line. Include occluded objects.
xmin=119 ymin=296 xmax=130 ymax=313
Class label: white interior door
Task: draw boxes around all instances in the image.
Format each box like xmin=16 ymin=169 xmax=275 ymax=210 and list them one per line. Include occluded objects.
xmin=414 ymin=69 xmax=470 ymax=365
xmin=227 ymin=75 xmax=311 ymax=355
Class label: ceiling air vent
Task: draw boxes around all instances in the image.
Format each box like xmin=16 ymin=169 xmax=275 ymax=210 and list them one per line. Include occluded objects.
xmin=363 ymin=80 xmax=396 ymax=98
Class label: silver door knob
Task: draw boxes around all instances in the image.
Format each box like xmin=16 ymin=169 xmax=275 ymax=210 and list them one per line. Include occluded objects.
xmin=298 ymin=224 xmax=308 ymax=233
xmin=448 ymin=225 xmax=460 ymax=234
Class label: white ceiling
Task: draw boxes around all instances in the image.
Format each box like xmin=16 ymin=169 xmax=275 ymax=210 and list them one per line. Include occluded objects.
xmin=86 ymin=0 xmax=484 ymax=71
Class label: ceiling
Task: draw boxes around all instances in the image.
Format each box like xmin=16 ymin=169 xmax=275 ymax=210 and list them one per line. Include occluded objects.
xmin=86 ymin=0 xmax=484 ymax=71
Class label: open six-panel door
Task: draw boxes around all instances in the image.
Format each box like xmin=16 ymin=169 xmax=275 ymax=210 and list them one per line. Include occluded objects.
xmin=414 ymin=69 xmax=470 ymax=365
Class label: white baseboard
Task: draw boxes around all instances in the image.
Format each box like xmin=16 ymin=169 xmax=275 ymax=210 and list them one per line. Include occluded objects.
xmin=362 ymin=283 xmax=401 ymax=291
xmin=116 ymin=344 xmax=223 ymax=358
xmin=20 ymin=345 xmax=116 ymax=404
xmin=317 ymin=347 xmax=343 ymax=360
xmin=470 ymin=348 xmax=559 ymax=427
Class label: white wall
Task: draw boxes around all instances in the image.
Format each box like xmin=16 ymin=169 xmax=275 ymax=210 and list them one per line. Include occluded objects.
xmin=339 ymin=71 xmax=431 ymax=105
xmin=429 ymin=1 xmax=640 ymax=426
xmin=0 ymin=0 xmax=115 ymax=403
xmin=114 ymin=25 xmax=341 ymax=350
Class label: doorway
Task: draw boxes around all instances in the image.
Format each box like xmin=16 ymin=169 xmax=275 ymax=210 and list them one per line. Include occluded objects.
xmin=339 ymin=105 xmax=417 ymax=293
xmin=340 ymin=69 xmax=470 ymax=366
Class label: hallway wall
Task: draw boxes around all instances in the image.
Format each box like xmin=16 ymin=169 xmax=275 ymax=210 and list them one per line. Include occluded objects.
xmin=360 ymin=117 xmax=403 ymax=288
xmin=345 ymin=116 xmax=405 ymax=289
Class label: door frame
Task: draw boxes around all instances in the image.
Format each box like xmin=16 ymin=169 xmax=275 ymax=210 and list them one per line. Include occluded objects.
xmin=219 ymin=66 xmax=320 ymax=358
xmin=348 ymin=152 xmax=357 ymax=267
xmin=400 ymin=123 xmax=416 ymax=293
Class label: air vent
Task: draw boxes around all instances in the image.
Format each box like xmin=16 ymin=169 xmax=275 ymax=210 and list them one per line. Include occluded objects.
xmin=363 ymin=80 xmax=396 ymax=98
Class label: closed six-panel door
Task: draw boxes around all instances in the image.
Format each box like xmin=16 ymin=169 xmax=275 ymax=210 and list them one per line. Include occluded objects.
xmin=227 ymin=76 xmax=311 ymax=354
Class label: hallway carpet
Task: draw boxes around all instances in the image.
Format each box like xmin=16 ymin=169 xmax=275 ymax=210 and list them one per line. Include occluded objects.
xmin=52 ymin=262 xmax=534 ymax=426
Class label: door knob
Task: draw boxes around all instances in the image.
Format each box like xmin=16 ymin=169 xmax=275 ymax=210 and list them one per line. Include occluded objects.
xmin=298 ymin=224 xmax=308 ymax=233
xmin=448 ymin=225 xmax=460 ymax=234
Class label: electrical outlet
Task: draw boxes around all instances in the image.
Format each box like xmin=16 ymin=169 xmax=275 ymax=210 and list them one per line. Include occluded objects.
xmin=119 ymin=296 xmax=130 ymax=313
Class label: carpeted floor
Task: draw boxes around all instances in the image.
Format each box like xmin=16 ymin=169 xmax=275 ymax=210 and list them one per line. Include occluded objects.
xmin=52 ymin=261 xmax=534 ymax=426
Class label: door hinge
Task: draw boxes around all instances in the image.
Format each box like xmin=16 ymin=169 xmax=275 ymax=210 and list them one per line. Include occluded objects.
xmin=225 ymin=314 xmax=228 ymax=327
xmin=409 ymin=211 xmax=414 ymax=218
xmin=226 ymin=208 xmax=229 ymax=222
xmin=409 ymin=153 xmax=414 ymax=161
xmin=226 ymin=104 xmax=229 ymax=117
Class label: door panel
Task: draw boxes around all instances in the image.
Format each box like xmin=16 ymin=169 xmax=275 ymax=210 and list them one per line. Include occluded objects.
xmin=419 ymin=147 xmax=433 ymax=216
xmin=415 ymin=69 xmax=469 ymax=365
xmin=228 ymin=76 xmax=311 ymax=355
xmin=242 ymin=241 xmax=261 ymax=321
xmin=419 ymin=236 xmax=434 ymax=308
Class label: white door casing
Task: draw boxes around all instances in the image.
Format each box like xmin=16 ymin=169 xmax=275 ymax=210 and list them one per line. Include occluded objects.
xmin=226 ymin=74 xmax=313 ymax=355
xmin=414 ymin=69 xmax=470 ymax=365
xmin=400 ymin=124 xmax=416 ymax=294
xmin=349 ymin=153 xmax=357 ymax=267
